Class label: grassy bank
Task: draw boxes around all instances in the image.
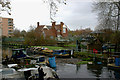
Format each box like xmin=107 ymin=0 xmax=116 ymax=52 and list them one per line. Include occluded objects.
xmin=76 ymin=57 xmax=93 ymax=64
xmin=77 ymin=61 xmax=92 ymax=64
xmin=64 ymin=44 xmax=86 ymax=49
xmin=64 ymin=44 xmax=76 ymax=47
xmin=73 ymin=51 xmax=108 ymax=59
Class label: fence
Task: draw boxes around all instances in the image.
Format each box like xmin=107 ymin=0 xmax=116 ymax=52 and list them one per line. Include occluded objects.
xmin=2 ymin=37 xmax=24 ymax=42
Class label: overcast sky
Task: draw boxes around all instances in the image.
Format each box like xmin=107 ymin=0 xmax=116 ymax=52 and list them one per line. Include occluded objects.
xmin=1 ymin=0 xmax=98 ymax=31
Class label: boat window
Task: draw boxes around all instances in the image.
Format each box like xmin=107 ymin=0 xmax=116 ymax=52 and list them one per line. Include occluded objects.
xmin=12 ymin=50 xmax=26 ymax=55
xmin=12 ymin=51 xmax=19 ymax=55
xmin=23 ymin=50 xmax=26 ymax=54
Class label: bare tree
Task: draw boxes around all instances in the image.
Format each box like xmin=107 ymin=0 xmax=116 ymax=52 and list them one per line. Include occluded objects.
xmin=13 ymin=28 xmax=21 ymax=37
xmin=20 ymin=30 xmax=26 ymax=38
xmin=93 ymin=0 xmax=120 ymax=52
xmin=0 ymin=0 xmax=11 ymax=15
xmin=43 ymin=0 xmax=66 ymax=22
xmin=93 ymin=1 xmax=120 ymax=31
xmin=0 ymin=0 xmax=66 ymax=20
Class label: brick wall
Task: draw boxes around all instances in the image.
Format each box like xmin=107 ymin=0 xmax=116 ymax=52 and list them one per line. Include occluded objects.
xmin=2 ymin=18 xmax=13 ymax=37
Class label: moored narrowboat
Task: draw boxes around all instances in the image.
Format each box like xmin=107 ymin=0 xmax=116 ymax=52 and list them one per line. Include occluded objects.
xmin=53 ymin=50 xmax=71 ymax=58
xmin=107 ymin=55 xmax=120 ymax=71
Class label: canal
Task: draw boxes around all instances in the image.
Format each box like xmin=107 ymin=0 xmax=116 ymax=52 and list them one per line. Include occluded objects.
xmin=1 ymin=47 xmax=120 ymax=79
xmin=56 ymin=63 xmax=120 ymax=79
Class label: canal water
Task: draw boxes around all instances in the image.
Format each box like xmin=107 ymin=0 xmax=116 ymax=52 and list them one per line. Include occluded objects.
xmin=1 ymin=47 xmax=120 ymax=79
xmin=56 ymin=63 xmax=120 ymax=79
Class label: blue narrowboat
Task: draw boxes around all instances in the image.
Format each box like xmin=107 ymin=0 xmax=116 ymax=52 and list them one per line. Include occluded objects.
xmin=107 ymin=55 xmax=120 ymax=71
xmin=11 ymin=49 xmax=26 ymax=58
xmin=53 ymin=50 xmax=71 ymax=58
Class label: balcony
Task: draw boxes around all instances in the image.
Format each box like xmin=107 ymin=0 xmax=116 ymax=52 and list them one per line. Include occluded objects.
xmin=8 ymin=27 xmax=13 ymax=29
xmin=8 ymin=32 xmax=13 ymax=34
xmin=8 ymin=30 xmax=13 ymax=34
xmin=8 ymin=23 xmax=13 ymax=26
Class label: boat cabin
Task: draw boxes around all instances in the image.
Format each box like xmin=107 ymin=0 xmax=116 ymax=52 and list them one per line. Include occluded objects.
xmin=11 ymin=49 xmax=26 ymax=58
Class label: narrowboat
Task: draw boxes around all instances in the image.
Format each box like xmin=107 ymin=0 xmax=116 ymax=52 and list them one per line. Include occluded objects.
xmin=53 ymin=50 xmax=71 ymax=58
xmin=107 ymin=55 xmax=120 ymax=71
xmin=2 ymin=48 xmax=27 ymax=65
xmin=11 ymin=48 xmax=27 ymax=58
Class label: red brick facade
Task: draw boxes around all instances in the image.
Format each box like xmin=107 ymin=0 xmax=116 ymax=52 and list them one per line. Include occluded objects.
xmin=35 ymin=22 xmax=68 ymax=39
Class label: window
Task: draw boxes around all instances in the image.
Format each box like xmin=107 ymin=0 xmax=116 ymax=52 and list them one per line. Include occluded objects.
xmin=8 ymin=19 xmax=12 ymax=23
xmin=57 ymin=35 xmax=61 ymax=40
xmin=8 ymin=23 xmax=13 ymax=26
xmin=63 ymin=28 xmax=66 ymax=33
xmin=8 ymin=30 xmax=13 ymax=34
xmin=50 ymin=36 xmax=53 ymax=39
xmin=8 ymin=27 xmax=13 ymax=29
xmin=57 ymin=35 xmax=62 ymax=38
xmin=8 ymin=19 xmax=13 ymax=26
xmin=57 ymin=30 xmax=60 ymax=32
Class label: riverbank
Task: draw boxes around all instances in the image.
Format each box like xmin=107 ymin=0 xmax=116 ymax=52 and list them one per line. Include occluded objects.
xmin=73 ymin=51 xmax=108 ymax=59
xmin=56 ymin=58 xmax=81 ymax=64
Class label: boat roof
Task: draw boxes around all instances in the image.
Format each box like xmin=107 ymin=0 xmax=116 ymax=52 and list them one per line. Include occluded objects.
xmin=17 ymin=68 xmax=38 ymax=72
xmin=111 ymin=55 xmax=120 ymax=57
xmin=8 ymin=64 xmax=18 ymax=68
xmin=12 ymin=48 xmax=25 ymax=51
xmin=28 ymin=55 xmax=45 ymax=58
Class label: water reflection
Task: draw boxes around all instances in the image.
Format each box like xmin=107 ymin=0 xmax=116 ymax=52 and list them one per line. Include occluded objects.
xmin=56 ymin=63 xmax=119 ymax=79
xmin=87 ymin=64 xmax=103 ymax=78
xmin=76 ymin=64 xmax=80 ymax=73
xmin=114 ymin=71 xmax=120 ymax=80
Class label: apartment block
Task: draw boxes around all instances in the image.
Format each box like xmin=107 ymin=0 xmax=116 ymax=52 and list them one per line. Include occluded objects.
xmin=0 ymin=17 xmax=14 ymax=37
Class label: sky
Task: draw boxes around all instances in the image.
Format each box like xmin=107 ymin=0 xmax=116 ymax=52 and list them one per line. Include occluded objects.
xmin=1 ymin=0 xmax=98 ymax=31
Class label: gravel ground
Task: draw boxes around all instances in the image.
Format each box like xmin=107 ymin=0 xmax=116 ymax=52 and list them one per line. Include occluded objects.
xmin=56 ymin=58 xmax=82 ymax=64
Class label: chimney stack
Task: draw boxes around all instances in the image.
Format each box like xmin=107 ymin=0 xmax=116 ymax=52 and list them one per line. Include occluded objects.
xmin=60 ymin=22 xmax=64 ymax=34
xmin=52 ymin=22 xmax=56 ymax=29
xmin=52 ymin=22 xmax=56 ymax=26
xmin=60 ymin=22 xmax=64 ymax=26
xmin=37 ymin=22 xmax=39 ymax=27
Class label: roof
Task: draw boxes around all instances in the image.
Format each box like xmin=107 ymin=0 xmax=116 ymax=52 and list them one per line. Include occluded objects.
xmin=37 ymin=24 xmax=61 ymax=31
xmin=55 ymin=25 xmax=61 ymax=30
xmin=42 ymin=25 xmax=49 ymax=30
xmin=37 ymin=25 xmax=45 ymax=30
xmin=46 ymin=25 xmax=52 ymax=29
xmin=37 ymin=25 xmax=52 ymax=31
xmin=63 ymin=25 xmax=67 ymax=28
xmin=12 ymin=48 xmax=25 ymax=51
xmin=1 ymin=17 xmax=13 ymax=18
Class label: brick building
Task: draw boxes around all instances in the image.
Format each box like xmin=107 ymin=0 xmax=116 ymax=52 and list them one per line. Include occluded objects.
xmin=35 ymin=22 xmax=69 ymax=40
xmin=0 ymin=17 xmax=14 ymax=37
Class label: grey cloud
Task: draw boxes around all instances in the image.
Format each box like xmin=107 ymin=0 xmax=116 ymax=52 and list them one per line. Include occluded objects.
xmin=57 ymin=1 xmax=97 ymax=30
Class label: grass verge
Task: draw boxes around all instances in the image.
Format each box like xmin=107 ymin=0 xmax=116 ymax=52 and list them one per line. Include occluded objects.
xmin=77 ymin=61 xmax=91 ymax=64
